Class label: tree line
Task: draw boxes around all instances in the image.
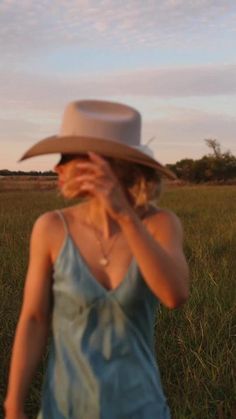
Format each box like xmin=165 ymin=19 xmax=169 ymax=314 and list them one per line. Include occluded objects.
xmin=0 ymin=170 xmax=56 ymax=176
xmin=1 ymin=140 xmax=235 ymax=183
xmin=167 ymin=139 xmax=236 ymax=183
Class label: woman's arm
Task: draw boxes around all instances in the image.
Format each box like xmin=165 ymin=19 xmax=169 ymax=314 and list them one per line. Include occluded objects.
xmin=118 ymin=208 xmax=189 ymax=309
xmin=4 ymin=319 xmax=50 ymax=417
xmin=75 ymin=152 xmax=189 ymax=309
xmin=4 ymin=213 xmax=54 ymax=416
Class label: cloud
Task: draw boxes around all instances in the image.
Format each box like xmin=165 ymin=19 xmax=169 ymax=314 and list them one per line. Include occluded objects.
xmin=1 ymin=1 xmax=236 ymax=169
xmin=0 ymin=0 xmax=235 ymax=60
xmin=146 ymin=107 xmax=236 ymax=140
xmin=1 ymin=62 xmax=236 ymax=161
xmin=143 ymin=108 xmax=236 ymax=162
xmin=0 ymin=64 xmax=235 ymax=109
xmin=95 ymin=64 xmax=236 ymax=97
xmin=0 ymin=118 xmax=37 ymax=137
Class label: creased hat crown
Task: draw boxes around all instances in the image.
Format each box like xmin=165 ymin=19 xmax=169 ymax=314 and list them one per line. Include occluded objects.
xmin=60 ymin=100 xmax=141 ymax=146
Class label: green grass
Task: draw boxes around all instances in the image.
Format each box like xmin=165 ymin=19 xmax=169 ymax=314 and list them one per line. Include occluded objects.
xmin=0 ymin=186 xmax=235 ymax=418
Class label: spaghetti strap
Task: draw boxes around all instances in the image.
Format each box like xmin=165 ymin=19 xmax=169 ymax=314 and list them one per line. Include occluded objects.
xmin=37 ymin=211 xmax=171 ymax=418
xmin=55 ymin=210 xmax=69 ymax=235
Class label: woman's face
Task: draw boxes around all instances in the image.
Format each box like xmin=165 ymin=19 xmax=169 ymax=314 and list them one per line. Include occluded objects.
xmin=54 ymin=153 xmax=159 ymax=205
xmin=54 ymin=154 xmax=91 ymax=199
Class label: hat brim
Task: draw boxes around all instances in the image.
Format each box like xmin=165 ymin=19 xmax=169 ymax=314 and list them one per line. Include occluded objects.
xmin=18 ymin=135 xmax=177 ymax=180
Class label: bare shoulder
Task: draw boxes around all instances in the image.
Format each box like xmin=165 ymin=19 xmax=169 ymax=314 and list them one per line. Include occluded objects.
xmin=31 ymin=210 xmax=65 ymax=258
xmin=143 ymin=204 xmax=181 ymax=225
xmin=144 ymin=206 xmax=184 ymax=243
xmin=33 ymin=208 xmax=69 ymax=236
xmin=29 ymin=212 xmax=59 ymax=264
xmin=32 ymin=210 xmax=59 ymax=230
xmin=34 ymin=206 xmax=82 ymax=263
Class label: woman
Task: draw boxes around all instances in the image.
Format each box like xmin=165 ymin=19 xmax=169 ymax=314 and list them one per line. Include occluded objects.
xmin=4 ymin=100 xmax=189 ymax=419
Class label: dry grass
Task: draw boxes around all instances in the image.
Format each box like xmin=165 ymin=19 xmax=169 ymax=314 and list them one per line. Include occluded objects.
xmin=0 ymin=185 xmax=235 ymax=418
xmin=0 ymin=176 xmax=57 ymax=191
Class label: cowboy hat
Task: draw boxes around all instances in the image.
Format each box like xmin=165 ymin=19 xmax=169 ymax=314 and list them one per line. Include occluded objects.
xmin=18 ymin=99 xmax=176 ymax=180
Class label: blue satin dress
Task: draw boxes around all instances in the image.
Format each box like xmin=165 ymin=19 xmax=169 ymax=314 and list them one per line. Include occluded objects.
xmin=36 ymin=210 xmax=171 ymax=419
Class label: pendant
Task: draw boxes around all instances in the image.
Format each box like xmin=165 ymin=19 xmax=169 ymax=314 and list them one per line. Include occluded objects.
xmin=99 ymin=257 xmax=109 ymax=266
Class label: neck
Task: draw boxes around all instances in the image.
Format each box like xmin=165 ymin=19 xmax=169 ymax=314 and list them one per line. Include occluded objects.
xmin=84 ymin=198 xmax=120 ymax=239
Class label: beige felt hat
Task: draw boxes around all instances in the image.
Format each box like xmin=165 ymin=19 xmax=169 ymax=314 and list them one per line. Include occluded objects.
xmin=18 ymin=99 xmax=176 ymax=180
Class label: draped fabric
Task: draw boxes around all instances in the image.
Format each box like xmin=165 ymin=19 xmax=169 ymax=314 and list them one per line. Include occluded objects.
xmin=36 ymin=210 xmax=171 ymax=419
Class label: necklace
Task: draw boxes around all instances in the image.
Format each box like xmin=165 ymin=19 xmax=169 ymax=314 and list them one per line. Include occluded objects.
xmin=88 ymin=216 xmax=120 ymax=267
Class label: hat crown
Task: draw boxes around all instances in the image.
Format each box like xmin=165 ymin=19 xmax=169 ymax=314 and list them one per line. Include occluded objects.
xmin=60 ymin=100 xmax=141 ymax=146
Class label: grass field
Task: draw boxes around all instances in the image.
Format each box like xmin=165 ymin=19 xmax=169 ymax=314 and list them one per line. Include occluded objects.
xmin=0 ymin=185 xmax=235 ymax=418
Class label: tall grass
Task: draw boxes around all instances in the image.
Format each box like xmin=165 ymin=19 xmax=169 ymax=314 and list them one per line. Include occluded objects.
xmin=0 ymin=186 xmax=235 ymax=418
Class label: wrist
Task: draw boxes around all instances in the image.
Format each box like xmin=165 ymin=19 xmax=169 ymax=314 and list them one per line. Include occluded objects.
xmin=116 ymin=207 xmax=138 ymax=226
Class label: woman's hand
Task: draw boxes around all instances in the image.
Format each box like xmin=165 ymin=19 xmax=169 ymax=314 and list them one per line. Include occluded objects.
xmin=76 ymin=152 xmax=133 ymax=221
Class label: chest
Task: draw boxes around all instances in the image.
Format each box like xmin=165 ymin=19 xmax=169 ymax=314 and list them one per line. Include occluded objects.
xmin=80 ymin=237 xmax=133 ymax=287
xmin=53 ymin=226 xmax=134 ymax=292
xmin=52 ymin=206 xmax=157 ymax=292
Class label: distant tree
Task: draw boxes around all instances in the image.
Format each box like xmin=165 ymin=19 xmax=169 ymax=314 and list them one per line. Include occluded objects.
xmin=167 ymin=159 xmax=195 ymax=182
xmin=0 ymin=169 xmax=56 ymax=176
xmin=205 ymin=138 xmax=222 ymax=158
xmin=0 ymin=169 xmax=12 ymax=176
xmin=168 ymin=139 xmax=236 ymax=183
xmin=204 ymin=139 xmax=236 ymax=180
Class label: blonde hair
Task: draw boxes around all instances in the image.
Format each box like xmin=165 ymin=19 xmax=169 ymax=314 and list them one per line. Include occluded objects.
xmin=56 ymin=155 xmax=163 ymax=208
xmin=108 ymin=158 xmax=162 ymax=208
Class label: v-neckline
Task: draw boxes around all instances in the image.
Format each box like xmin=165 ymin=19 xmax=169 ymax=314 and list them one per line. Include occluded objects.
xmin=68 ymin=234 xmax=135 ymax=295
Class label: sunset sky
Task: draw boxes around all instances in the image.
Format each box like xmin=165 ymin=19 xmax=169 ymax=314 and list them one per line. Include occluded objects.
xmin=1 ymin=0 xmax=236 ymax=171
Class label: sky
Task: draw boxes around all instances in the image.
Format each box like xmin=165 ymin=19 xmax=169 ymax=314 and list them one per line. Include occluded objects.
xmin=1 ymin=0 xmax=236 ymax=171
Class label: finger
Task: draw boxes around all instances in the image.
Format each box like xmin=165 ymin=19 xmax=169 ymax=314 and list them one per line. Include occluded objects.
xmin=79 ymin=178 xmax=110 ymax=190
xmin=88 ymin=151 xmax=112 ymax=170
xmin=76 ymin=161 xmax=103 ymax=175
xmin=80 ymin=181 xmax=97 ymax=193
xmin=79 ymin=178 xmax=111 ymax=194
xmin=88 ymin=151 xmax=107 ymax=163
xmin=76 ymin=174 xmax=97 ymax=183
